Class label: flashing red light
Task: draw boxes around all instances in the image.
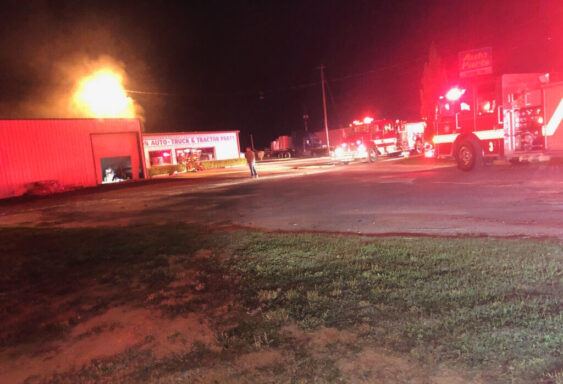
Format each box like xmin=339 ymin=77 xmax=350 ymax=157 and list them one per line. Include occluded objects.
xmin=363 ymin=116 xmax=374 ymax=124
xmin=445 ymin=87 xmax=466 ymax=101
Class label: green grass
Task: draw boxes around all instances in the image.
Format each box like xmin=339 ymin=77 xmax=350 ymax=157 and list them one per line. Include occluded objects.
xmin=0 ymin=225 xmax=561 ymax=383
xmin=233 ymin=235 xmax=561 ymax=379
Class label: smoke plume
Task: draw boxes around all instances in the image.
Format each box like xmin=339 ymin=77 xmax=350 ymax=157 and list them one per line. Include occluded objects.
xmin=0 ymin=1 xmax=151 ymax=121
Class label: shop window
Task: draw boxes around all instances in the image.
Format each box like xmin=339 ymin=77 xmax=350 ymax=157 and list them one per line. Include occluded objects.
xmin=175 ymin=147 xmax=215 ymax=162
xmin=101 ymin=156 xmax=132 ymax=184
xmin=175 ymin=149 xmax=186 ymax=164
xmin=199 ymin=147 xmax=215 ymax=161
xmin=149 ymin=150 xmax=172 ymax=166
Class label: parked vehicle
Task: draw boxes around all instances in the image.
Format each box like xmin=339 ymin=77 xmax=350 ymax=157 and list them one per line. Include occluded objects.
xmin=431 ymin=73 xmax=563 ymax=171
xmin=331 ymin=118 xmax=426 ymax=163
xmin=268 ymin=131 xmax=326 ymax=158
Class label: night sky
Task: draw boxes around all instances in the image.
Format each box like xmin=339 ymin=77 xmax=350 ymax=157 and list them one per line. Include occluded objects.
xmin=0 ymin=0 xmax=562 ymax=148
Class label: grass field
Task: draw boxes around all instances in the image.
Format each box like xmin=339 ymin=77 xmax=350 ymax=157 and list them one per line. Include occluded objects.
xmin=0 ymin=225 xmax=561 ymax=383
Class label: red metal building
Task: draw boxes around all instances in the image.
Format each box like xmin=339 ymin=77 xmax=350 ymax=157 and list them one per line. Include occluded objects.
xmin=0 ymin=119 xmax=146 ymax=199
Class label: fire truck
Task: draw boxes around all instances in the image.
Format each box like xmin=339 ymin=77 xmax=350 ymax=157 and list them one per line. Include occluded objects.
xmin=332 ymin=118 xmax=425 ymax=163
xmin=432 ymin=73 xmax=563 ymax=170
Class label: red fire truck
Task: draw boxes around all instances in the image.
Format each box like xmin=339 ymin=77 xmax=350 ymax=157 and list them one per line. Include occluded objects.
xmin=432 ymin=73 xmax=563 ymax=170
xmin=332 ymin=118 xmax=425 ymax=163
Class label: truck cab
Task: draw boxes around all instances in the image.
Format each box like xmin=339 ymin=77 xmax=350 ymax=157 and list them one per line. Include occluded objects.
xmin=433 ymin=73 xmax=553 ymax=170
xmin=332 ymin=119 xmax=403 ymax=163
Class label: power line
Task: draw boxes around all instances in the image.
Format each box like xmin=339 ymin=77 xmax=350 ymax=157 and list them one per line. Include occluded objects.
xmin=125 ymin=89 xmax=175 ymax=96
xmin=126 ymin=37 xmax=543 ymax=102
xmin=123 ymin=55 xmax=429 ymax=99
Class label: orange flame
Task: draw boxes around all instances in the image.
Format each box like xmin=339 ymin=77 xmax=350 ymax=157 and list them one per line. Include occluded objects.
xmin=72 ymin=69 xmax=135 ymax=118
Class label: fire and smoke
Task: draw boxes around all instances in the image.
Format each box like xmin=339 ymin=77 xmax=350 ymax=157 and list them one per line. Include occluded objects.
xmin=66 ymin=56 xmax=144 ymax=119
xmin=72 ymin=68 xmax=136 ymax=118
xmin=0 ymin=4 xmax=153 ymax=123
xmin=0 ymin=54 xmax=144 ymax=120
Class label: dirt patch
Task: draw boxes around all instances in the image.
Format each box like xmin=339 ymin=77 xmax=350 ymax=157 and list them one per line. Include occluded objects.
xmin=0 ymin=249 xmax=233 ymax=384
xmin=285 ymin=322 xmax=357 ymax=342
xmin=338 ymin=349 xmax=484 ymax=384
xmin=153 ymin=324 xmax=486 ymax=384
xmin=280 ymin=324 xmax=485 ymax=384
xmin=0 ymin=306 xmax=216 ymax=384
xmin=154 ymin=350 xmax=286 ymax=384
xmin=1 ymin=312 xmax=486 ymax=384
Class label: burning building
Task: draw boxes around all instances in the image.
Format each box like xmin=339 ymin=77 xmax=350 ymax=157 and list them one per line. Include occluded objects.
xmin=0 ymin=119 xmax=146 ymax=199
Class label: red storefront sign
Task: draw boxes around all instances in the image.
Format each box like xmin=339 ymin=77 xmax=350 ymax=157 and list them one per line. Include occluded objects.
xmin=459 ymin=47 xmax=493 ymax=78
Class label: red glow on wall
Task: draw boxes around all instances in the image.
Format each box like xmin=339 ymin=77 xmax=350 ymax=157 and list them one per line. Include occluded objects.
xmin=0 ymin=119 xmax=145 ymax=198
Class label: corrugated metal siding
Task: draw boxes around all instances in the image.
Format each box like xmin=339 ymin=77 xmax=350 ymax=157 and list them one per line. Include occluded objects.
xmin=0 ymin=119 xmax=143 ymax=198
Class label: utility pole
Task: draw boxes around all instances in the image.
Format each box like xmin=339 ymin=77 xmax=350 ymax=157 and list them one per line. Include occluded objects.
xmin=302 ymin=113 xmax=309 ymax=132
xmin=319 ymin=64 xmax=330 ymax=150
xmin=250 ymin=133 xmax=255 ymax=150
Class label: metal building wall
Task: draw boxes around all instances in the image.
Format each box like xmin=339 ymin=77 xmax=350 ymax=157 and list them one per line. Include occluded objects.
xmin=0 ymin=119 xmax=144 ymax=199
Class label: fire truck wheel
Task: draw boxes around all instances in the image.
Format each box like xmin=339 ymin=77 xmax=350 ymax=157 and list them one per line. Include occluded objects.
xmin=456 ymin=139 xmax=483 ymax=171
xmin=368 ymin=147 xmax=378 ymax=162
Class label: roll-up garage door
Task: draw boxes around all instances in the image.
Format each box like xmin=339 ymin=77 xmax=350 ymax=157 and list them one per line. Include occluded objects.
xmin=90 ymin=133 xmax=143 ymax=184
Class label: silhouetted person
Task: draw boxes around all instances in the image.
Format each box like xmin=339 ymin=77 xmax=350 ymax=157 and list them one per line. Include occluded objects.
xmin=244 ymin=147 xmax=258 ymax=177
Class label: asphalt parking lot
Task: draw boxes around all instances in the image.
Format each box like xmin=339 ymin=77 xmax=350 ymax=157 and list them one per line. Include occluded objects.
xmin=1 ymin=157 xmax=562 ymax=239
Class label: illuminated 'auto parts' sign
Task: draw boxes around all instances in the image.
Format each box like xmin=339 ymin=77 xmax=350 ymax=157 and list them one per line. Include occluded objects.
xmin=143 ymin=133 xmax=236 ymax=147
xmin=459 ymin=47 xmax=493 ymax=78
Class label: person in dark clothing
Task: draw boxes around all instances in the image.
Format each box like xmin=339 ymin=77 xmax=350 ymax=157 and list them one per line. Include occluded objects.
xmin=244 ymin=147 xmax=258 ymax=177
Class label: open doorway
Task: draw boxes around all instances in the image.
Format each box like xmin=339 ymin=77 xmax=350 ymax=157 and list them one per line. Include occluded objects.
xmin=91 ymin=132 xmax=144 ymax=184
xmin=101 ymin=156 xmax=132 ymax=184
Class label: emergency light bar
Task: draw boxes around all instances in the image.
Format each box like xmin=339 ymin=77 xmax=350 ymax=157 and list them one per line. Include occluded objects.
xmin=445 ymin=87 xmax=466 ymax=101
